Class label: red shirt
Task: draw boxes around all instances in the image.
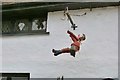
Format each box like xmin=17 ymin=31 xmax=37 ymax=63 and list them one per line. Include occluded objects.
xmin=67 ymin=31 xmax=81 ymax=51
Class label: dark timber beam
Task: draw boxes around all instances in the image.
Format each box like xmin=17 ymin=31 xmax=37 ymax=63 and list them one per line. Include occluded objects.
xmin=2 ymin=2 xmax=119 ymax=20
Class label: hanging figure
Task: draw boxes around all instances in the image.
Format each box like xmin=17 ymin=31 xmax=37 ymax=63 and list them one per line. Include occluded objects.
xmin=52 ymin=30 xmax=86 ymax=57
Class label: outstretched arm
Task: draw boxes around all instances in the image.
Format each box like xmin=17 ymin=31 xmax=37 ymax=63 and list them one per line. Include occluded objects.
xmin=67 ymin=30 xmax=78 ymax=41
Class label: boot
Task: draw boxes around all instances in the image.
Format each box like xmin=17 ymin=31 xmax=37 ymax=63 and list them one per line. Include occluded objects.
xmin=52 ymin=49 xmax=62 ymax=56
xmin=70 ymin=50 xmax=76 ymax=57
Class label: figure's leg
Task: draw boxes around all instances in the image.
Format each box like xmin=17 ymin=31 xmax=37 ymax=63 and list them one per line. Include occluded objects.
xmin=52 ymin=48 xmax=71 ymax=56
xmin=70 ymin=45 xmax=79 ymax=57
xmin=61 ymin=48 xmax=71 ymax=53
xmin=52 ymin=46 xmax=78 ymax=57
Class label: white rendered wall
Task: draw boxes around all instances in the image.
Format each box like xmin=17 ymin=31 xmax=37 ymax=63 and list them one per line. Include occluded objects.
xmin=2 ymin=7 xmax=118 ymax=78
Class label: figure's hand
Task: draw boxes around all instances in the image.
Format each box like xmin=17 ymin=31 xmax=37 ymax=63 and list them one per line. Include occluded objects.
xmin=67 ymin=30 xmax=70 ymax=33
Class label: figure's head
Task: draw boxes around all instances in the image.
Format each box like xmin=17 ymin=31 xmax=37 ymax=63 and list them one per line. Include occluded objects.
xmin=78 ymin=34 xmax=86 ymax=41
